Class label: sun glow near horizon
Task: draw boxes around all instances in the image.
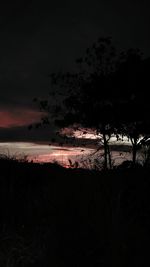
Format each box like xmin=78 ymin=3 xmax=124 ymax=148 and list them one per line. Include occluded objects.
xmin=0 ymin=142 xmax=94 ymax=166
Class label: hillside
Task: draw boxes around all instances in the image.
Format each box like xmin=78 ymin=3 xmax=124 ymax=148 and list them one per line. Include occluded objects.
xmin=0 ymin=158 xmax=150 ymax=266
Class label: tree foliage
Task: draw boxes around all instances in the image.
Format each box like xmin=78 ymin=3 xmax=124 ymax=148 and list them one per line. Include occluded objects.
xmin=36 ymin=37 xmax=150 ymax=168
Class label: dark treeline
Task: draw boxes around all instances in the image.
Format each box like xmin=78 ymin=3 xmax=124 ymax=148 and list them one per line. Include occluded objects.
xmin=35 ymin=37 xmax=150 ymax=169
xmin=0 ymin=157 xmax=150 ymax=266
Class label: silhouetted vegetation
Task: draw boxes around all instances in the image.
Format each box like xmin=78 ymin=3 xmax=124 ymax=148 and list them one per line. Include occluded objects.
xmin=0 ymin=157 xmax=150 ymax=266
xmin=36 ymin=37 xmax=150 ymax=169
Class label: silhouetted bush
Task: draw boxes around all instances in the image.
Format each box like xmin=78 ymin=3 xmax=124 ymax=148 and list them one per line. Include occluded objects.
xmin=0 ymin=158 xmax=150 ymax=266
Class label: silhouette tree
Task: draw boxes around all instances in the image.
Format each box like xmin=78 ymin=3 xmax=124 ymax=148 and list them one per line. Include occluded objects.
xmin=113 ymin=49 xmax=150 ymax=165
xmin=117 ymin=121 xmax=148 ymax=165
xmin=36 ymin=37 xmax=150 ymax=169
xmin=44 ymin=37 xmax=119 ymax=169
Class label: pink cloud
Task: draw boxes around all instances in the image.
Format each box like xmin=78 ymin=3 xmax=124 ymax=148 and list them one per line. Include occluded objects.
xmin=0 ymin=108 xmax=44 ymax=128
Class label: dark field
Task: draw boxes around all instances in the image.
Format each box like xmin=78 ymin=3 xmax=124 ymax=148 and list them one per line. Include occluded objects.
xmin=0 ymin=158 xmax=150 ymax=266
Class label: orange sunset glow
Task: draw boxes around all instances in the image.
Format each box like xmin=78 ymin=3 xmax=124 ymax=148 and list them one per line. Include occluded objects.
xmin=0 ymin=109 xmax=43 ymax=128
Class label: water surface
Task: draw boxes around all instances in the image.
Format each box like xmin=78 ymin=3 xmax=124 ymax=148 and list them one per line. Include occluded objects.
xmin=0 ymin=142 xmax=93 ymax=166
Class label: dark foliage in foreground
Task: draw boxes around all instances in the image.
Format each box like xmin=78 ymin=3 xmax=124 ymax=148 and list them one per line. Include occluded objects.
xmin=0 ymin=158 xmax=150 ymax=266
xmin=36 ymin=37 xmax=150 ymax=169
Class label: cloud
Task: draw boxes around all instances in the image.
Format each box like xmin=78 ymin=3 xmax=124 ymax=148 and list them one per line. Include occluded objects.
xmin=0 ymin=108 xmax=43 ymax=128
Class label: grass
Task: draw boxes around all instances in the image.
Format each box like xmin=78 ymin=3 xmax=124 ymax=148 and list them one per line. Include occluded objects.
xmin=0 ymin=156 xmax=150 ymax=266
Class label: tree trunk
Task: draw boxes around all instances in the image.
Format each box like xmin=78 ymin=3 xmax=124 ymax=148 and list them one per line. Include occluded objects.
xmin=103 ymin=133 xmax=108 ymax=170
xmin=132 ymin=144 xmax=137 ymax=165
xmin=107 ymin=144 xmax=112 ymax=169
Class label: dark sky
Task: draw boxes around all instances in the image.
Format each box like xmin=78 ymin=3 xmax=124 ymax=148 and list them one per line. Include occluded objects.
xmin=0 ymin=0 xmax=150 ymax=141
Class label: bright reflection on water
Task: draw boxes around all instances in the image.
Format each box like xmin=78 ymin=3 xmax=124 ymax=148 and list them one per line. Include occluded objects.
xmin=0 ymin=142 xmax=94 ymax=167
xmin=0 ymin=141 xmax=134 ymax=168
